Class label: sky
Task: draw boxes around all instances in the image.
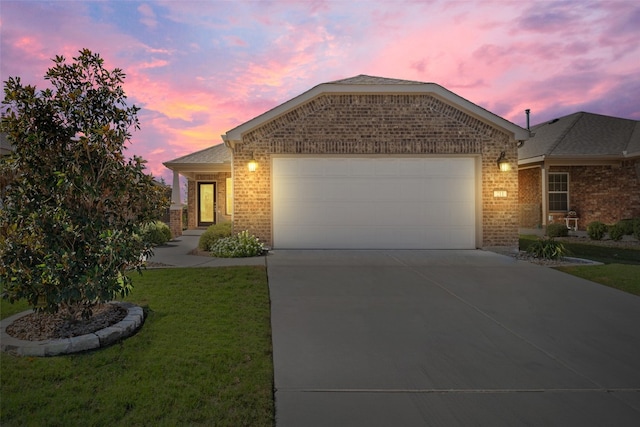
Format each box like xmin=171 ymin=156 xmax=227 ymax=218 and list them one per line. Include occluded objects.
xmin=1 ymin=0 xmax=639 ymax=183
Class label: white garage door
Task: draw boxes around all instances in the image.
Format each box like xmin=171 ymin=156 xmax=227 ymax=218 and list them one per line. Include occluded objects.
xmin=272 ymin=157 xmax=477 ymax=249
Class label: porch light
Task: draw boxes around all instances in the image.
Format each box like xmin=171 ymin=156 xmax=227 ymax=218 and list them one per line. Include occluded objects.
xmin=497 ymin=151 xmax=510 ymax=171
xmin=248 ymin=152 xmax=257 ymax=172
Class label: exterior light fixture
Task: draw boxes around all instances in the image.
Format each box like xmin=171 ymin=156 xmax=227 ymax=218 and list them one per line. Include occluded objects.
xmin=497 ymin=151 xmax=510 ymax=171
xmin=247 ymin=152 xmax=257 ymax=172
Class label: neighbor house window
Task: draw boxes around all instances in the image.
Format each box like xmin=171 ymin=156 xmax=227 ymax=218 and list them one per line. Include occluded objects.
xmin=548 ymin=173 xmax=568 ymax=211
xmin=226 ymin=177 xmax=233 ymax=215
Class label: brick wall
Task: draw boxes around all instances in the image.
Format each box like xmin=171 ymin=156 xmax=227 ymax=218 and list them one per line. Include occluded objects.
xmin=551 ymin=161 xmax=640 ymax=228
xmin=232 ymin=93 xmax=519 ymax=248
xmin=518 ymin=168 xmax=542 ymax=228
xmin=169 ymin=208 xmax=182 ymax=238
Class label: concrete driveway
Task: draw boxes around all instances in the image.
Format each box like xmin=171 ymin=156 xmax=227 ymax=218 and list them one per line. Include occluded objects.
xmin=266 ymin=250 xmax=640 ymax=426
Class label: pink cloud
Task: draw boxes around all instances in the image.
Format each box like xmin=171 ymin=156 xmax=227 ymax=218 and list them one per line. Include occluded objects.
xmin=138 ymin=3 xmax=158 ymax=29
xmin=2 ymin=0 xmax=639 ymax=185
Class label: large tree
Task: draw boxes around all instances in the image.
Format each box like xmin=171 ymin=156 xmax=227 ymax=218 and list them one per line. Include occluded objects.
xmin=0 ymin=49 xmax=167 ymax=318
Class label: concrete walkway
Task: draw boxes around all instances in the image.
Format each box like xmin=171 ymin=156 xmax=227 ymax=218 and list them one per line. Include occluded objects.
xmin=267 ymin=250 xmax=640 ymax=426
xmin=146 ymin=229 xmax=266 ymax=268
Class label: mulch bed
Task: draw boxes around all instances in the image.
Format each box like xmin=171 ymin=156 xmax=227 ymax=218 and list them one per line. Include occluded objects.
xmin=5 ymin=304 xmax=127 ymax=341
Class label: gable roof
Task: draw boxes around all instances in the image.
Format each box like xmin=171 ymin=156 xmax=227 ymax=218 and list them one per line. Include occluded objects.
xmin=223 ymin=74 xmax=530 ymax=145
xmin=163 ymin=143 xmax=231 ymax=171
xmin=519 ymin=112 xmax=640 ymax=164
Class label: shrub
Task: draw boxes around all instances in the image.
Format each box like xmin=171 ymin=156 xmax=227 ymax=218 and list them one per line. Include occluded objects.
xmin=546 ymin=223 xmax=569 ymax=238
xmin=608 ymin=223 xmax=625 ymax=241
xmin=0 ymin=49 xmax=167 ymax=318
xmin=587 ymin=221 xmax=607 ymax=240
xmin=527 ymin=238 xmax=568 ymax=260
xmin=140 ymin=221 xmax=172 ymax=246
xmin=618 ymin=219 xmax=636 ymax=236
xmin=634 ymin=219 xmax=640 ymax=241
xmin=198 ymin=222 xmax=233 ymax=250
xmin=209 ymin=230 xmax=265 ymax=258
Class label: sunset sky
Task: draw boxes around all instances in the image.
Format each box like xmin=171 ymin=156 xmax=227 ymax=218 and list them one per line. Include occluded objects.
xmin=1 ymin=0 xmax=639 ymax=183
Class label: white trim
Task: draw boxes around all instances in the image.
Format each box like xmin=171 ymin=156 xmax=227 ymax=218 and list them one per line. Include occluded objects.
xmin=547 ymin=172 xmax=569 ymax=212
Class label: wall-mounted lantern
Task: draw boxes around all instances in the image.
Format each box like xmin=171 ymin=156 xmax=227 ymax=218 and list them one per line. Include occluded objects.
xmin=247 ymin=152 xmax=257 ymax=172
xmin=497 ymin=151 xmax=510 ymax=171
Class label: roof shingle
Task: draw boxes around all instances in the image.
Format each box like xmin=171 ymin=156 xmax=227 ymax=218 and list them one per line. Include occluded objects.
xmin=519 ymin=112 xmax=640 ymax=162
xmin=163 ymin=143 xmax=231 ymax=166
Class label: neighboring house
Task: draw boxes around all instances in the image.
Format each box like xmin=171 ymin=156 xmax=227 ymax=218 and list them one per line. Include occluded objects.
xmin=0 ymin=133 xmax=14 ymax=156
xmin=518 ymin=112 xmax=640 ymax=230
xmin=165 ymin=75 xmax=529 ymax=249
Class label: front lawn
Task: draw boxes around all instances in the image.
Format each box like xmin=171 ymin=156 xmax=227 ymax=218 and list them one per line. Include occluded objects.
xmin=1 ymin=267 xmax=274 ymax=426
xmin=555 ymin=264 xmax=640 ymax=296
xmin=520 ymin=235 xmax=640 ymax=296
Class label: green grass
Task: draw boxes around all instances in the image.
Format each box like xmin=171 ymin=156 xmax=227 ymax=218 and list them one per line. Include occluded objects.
xmin=1 ymin=267 xmax=274 ymax=427
xmin=520 ymin=235 xmax=640 ymax=296
xmin=555 ymin=264 xmax=640 ymax=296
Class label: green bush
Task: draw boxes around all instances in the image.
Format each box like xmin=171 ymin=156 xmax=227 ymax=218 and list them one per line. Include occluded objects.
xmin=546 ymin=223 xmax=569 ymax=238
xmin=140 ymin=221 xmax=172 ymax=246
xmin=210 ymin=230 xmax=265 ymax=258
xmin=608 ymin=223 xmax=625 ymax=241
xmin=527 ymin=238 xmax=568 ymax=260
xmin=587 ymin=221 xmax=607 ymax=240
xmin=618 ymin=219 xmax=636 ymax=235
xmin=198 ymin=222 xmax=233 ymax=250
xmin=634 ymin=219 xmax=640 ymax=240
xmin=0 ymin=49 xmax=168 ymax=318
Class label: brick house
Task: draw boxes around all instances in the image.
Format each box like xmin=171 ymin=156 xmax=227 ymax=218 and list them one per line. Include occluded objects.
xmin=518 ymin=112 xmax=640 ymax=230
xmin=166 ymin=75 xmax=529 ymax=249
xmin=0 ymin=133 xmax=13 ymax=156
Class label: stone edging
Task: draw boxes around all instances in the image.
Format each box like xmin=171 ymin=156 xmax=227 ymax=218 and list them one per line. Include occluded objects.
xmin=0 ymin=302 xmax=144 ymax=357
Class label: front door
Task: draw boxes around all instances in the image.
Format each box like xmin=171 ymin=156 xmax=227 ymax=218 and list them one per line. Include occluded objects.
xmin=198 ymin=182 xmax=216 ymax=227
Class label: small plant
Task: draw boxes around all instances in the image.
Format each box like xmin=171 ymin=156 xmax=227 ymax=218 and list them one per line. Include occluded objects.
xmin=209 ymin=230 xmax=265 ymax=258
xmin=198 ymin=222 xmax=233 ymax=250
xmin=140 ymin=221 xmax=172 ymax=246
xmin=546 ymin=223 xmax=569 ymax=238
xmin=587 ymin=221 xmax=607 ymax=240
xmin=608 ymin=223 xmax=624 ymax=241
xmin=618 ymin=219 xmax=636 ymax=236
xmin=527 ymin=237 xmax=568 ymax=260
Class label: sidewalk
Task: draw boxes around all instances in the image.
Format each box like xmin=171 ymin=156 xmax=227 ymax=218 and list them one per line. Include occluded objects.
xmin=146 ymin=229 xmax=266 ymax=268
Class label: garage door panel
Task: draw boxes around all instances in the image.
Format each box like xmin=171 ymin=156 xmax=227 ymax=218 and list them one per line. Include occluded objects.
xmin=349 ymin=159 xmax=375 ymax=176
xmin=446 ymin=177 xmax=475 ymax=201
xmin=450 ymin=202 xmax=476 ymax=224
xmin=374 ymin=160 xmax=399 ymax=176
xmin=324 ymin=158 xmax=349 ymax=176
xmin=299 ymin=160 xmax=327 ymax=176
xmin=273 ymin=157 xmax=476 ymax=249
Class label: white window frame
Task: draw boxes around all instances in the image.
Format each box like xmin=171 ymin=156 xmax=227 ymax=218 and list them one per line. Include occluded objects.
xmin=548 ymin=172 xmax=569 ymax=212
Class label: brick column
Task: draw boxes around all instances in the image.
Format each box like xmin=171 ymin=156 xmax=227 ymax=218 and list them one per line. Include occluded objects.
xmin=169 ymin=208 xmax=182 ymax=238
xmin=169 ymin=170 xmax=183 ymax=238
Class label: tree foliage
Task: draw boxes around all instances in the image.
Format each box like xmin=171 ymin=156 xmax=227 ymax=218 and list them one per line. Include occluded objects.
xmin=0 ymin=49 xmax=168 ymax=318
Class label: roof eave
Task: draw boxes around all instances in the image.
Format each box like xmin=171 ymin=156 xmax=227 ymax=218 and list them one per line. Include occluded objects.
xmin=163 ymin=162 xmax=231 ymax=172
